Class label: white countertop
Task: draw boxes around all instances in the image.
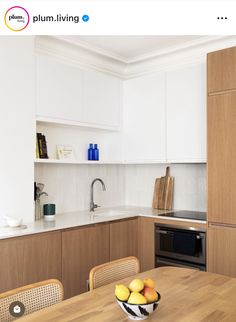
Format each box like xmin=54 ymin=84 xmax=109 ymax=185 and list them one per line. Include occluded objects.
xmin=0 ymin=206 xmax=207 ymax=240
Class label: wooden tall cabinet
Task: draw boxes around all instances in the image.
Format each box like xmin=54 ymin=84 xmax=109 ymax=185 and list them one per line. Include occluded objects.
xmin=0 ymin=232 xmax=62 ymax=293
xmin=208 ymin=92 xmax=236 ymax=225
xmin=207 ymin=46 xmax=236 ymax=277
xmin=62 ymin=223 xmax=110 ymax=299
xmin=207 ymin=46 xmax=236 ymax=93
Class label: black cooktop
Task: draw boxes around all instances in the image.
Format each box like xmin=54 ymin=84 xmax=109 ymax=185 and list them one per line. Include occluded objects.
xmin=158 ymin=210 xmax=206 ymax=221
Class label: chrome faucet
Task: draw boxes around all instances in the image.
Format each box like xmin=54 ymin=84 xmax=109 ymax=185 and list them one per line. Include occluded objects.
xmin=90 ymin=178 xmax=106 ymax=212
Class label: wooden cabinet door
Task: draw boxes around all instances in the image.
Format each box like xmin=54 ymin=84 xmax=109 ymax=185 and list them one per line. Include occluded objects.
xmin=0 ymin=232 xmax=62 ymax=293
xmin=138 ymin=217 xmax=155 ymax=272
xmin=166 ymin=63 xmax=206 ymax=162
xmin=208 ymin=46 xmax=236 ymax=94
xmin=208 ymin=224 xmax=236 ymax=277
xmin=62 ymin=223 xmax=110 ymax=299
xmin=208 ymin=92 xmax=236 ymax=225
xmin=110 ymin=218 xmax=138 ymax=261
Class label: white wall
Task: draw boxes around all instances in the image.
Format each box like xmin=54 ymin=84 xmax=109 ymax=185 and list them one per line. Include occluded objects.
xmin=125 ymin=164 xmax=206 ymax=211
xmin=0 ymin=37 xmax=35 ymax=225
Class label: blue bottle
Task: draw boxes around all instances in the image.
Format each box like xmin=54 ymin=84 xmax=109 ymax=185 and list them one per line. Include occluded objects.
xmin=93 ymin=144 xmax=99 ymax=161
xmin=88 ymin=144 xmax=93 ymax=160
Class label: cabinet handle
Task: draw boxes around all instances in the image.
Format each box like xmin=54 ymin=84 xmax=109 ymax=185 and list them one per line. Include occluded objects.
xmin=209 ymin=223 xmax=235 ymax=229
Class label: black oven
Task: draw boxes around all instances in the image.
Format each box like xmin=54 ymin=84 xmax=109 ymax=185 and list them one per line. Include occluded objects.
xmin=155 ymin=223 xmax=206 ymax=271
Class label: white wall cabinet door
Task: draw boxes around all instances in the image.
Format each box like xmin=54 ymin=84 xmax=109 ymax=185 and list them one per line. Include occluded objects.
xmin=166 ymin=63 xmax=206 ymax=162
xmin=123 ymin=73 xmax=166 ymax=162
xmin=83 ymin=69 xmax=122 ymax=130
xmin=36 ymin=55 xmax=84 ymax=123
xmin=36 ymin=55 xmax=121 ymax=130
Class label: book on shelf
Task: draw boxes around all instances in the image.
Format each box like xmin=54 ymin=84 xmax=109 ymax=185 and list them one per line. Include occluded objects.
xmin=36 ymin=137 xmax=39 ymax=158
xmin=36 ymin=133 xmax=49 ymax=159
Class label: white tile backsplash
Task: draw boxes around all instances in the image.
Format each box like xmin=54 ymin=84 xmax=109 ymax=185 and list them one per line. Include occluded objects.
xmin=35 ymin=163 xmax=206 ymax=214
xmin=34 ymin=164 xmax=126 ymax=214
xmin=124 ymin=164 xmax=206 ymax=211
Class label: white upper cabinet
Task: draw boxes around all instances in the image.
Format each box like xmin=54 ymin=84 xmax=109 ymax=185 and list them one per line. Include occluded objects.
xmin=83 ymin=69 xmax=122 ymax=130
xmin=36 ymin=55 xmax=122 ymax=130
xmin=36 ymin=55 xmax=84 ymax=123
xmin=123 ymin=64 xmax=206 ymax=163
xmin=36 ymin=52 xmax=206 ymax=163
xmin=166 ymin=63 xmax=206 ymax=162
xmin=123 ymin=73 xmax=166 ymax=162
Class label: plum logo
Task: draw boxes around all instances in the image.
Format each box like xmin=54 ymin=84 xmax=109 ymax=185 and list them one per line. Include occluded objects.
xmin=9 ymin=301 xmax=25 ymax=317
xmin=4 ymin=6 xmax=30 ymax=31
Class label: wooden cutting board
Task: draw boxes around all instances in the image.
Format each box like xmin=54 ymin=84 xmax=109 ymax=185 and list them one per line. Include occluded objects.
xmin=152 ymin=178 xmax=161 ymax=209
xmin=157 ymin=166 xmax=174 ymax=210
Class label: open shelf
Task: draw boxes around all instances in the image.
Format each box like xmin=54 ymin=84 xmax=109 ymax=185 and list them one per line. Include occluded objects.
xmin=36 ymin=117 xmax=120 ymax=132
xmin=34 ymin=159 xmax=123 ymax=165
xmin=35 ymin=158 xmax=206 ymax=165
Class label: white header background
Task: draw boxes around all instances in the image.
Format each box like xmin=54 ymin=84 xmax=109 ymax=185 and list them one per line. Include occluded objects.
xmin=0 ymin=1 xmax=236 ymax=35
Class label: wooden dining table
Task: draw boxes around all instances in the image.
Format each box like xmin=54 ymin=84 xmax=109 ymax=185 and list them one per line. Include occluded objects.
xmin=19 ymin=267 xmax=236 ymax=322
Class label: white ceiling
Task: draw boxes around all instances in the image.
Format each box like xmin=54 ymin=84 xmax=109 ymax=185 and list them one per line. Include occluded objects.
xmin=61 ymin=36 xmax=207 ymax=63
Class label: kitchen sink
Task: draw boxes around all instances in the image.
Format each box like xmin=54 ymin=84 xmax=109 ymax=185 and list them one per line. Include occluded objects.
xmin=92 ymin=209 xmax=136 ymax=218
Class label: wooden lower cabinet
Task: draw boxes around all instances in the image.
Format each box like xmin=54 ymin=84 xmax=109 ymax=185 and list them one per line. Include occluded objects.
xmin=0 ymin=217 xmax=209 ymax=298
xmin=62 ymin=223 xmax=110 ymax=299
xmin=138 ymin=217 xmax=155 ymax=272
xmin=110 ymin=218 xmax=138 ymax=261
xmin=208 ymin=224 xmax=236 ymax=277
xmin=0 ymin=231 xmax=62 ymax=293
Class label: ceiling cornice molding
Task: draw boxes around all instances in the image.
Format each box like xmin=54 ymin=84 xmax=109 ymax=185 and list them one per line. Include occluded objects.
xmin=35 ymin=36 xmax=126 ymax=78
xmin=124 ymin=36 xmax=226 ymax=63
xmin=126 ymin=36 xmax=236 ymax=78
xmin=52 ymin=36 xmax=230 ymax=64
xmin=35 ymin=36 xmax=236 ymax=79
xmin=56 ymin=36 xmax=129 ymax=63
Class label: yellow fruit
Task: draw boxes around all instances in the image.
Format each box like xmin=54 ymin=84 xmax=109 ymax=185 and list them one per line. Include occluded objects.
xmin=129 ymin=279 xmax=144 ymax=292
xmin=128 ymin=292 xmax=147 ymax=305
xmin=143 ymin=278 xmax=155 ymax=289
xmin=115 ymin=284 xmax=130 ymax=301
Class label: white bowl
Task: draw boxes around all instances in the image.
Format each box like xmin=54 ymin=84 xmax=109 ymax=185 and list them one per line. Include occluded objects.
xmin=5 ymin=216 xmax=23 ymax=227
xmin=116 ymin=292 xmax=161 ymax=320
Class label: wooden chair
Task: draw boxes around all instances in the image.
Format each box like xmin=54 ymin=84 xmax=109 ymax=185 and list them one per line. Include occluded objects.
xmin=0 ymin=279 xmax=63 ymax=322
xmin=89 ymin=256 xmax=140 ymax=290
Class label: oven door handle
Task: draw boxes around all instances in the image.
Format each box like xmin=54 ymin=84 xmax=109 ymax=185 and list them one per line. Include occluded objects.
xmin=155 ymin=230 xmax=174 ymax=236
xmin=196 ymin=235 xmax=204 ymax=239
